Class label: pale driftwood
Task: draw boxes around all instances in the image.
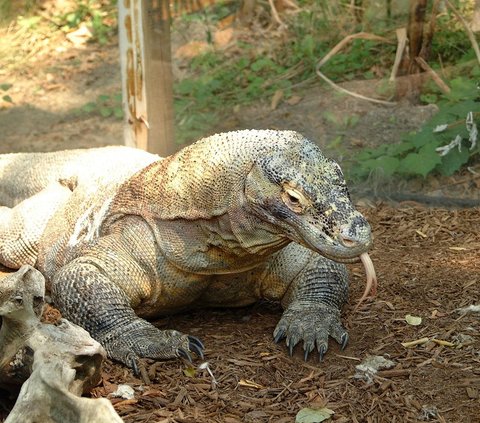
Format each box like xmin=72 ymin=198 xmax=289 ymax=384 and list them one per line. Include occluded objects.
xmin=389 ymin=28 xmax=407 ymax=82
xmin=0 ymin=265 xmax=123 ymax=423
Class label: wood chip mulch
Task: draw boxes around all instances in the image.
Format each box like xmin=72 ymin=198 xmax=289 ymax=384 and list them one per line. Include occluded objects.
xmin=2 ymin=203 xmax=480 ymax=422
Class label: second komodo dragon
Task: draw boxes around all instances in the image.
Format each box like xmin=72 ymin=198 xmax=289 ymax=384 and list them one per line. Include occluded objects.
xmin=0 ymin=129 xmax=376 ymax=368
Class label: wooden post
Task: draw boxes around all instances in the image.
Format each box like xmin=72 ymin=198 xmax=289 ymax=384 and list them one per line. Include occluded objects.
xmin=119 ymin=0 xmax=176 ymax=156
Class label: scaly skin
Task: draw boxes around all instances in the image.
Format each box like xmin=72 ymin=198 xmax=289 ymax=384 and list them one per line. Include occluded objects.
xmin=0 ymin=130 xmax=372 ymax=368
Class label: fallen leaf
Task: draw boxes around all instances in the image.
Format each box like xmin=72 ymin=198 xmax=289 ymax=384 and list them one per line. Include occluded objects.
xmin=214 ymin=28 xmax=233 ymax=48
xmin=295 ymin=407 xmax=334 ymax=422
xmin=286 ymin=95 xmax=302 ymax=105
xmin=174 ymin=41 xmax=210 ymax=59
xmin=431 ymin=338 xmax=455 ymax=347
xmin=271 ymin=89 xmax=284 ymax=110
xmin=401 ymin=337 xmax=430 ymax=348
xmin=238 ymin=379 xmax=263 ymax=389
xmin=183 ymin=366 xmax=196 ymax=377
xmin=65 ymin=23 xmax=92 ymax=47
xmin=405 ymin=314 xmax=422 ymax=326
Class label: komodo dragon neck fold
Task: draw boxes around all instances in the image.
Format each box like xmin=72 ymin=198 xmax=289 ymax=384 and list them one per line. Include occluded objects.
xmin=106 ymin=136 xmax=294 ymax=273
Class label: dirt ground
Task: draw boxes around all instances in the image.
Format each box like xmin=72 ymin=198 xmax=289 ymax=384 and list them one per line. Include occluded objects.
xmin=1 ymin=13 xmax=480 ymax=423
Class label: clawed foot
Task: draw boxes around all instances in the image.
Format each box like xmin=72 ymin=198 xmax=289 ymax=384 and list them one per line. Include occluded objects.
xmin=177 ymin=335 xmax=205 ymax=362
xmin=273 ymin=302 xmax=348 ymax=361
xmin=100 ymin=320 xmax=205 ymax=373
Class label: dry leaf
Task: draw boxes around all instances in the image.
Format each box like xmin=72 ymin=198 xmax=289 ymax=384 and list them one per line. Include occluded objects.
xmin=401 ymin=337 xmax=429 ymax=348
xmin=183 ymin=366 xmax=196 ymax=377
xmin=174 ymin=41 xmax=210 ymax=59
xmin=214 ymin=28 xmax=233 ymax=48
xmin=286 ymin=95 xmax=302 ymax=105
xmin=271 ymin=89 xmax=284 ymax=110
xmin=65 ymin=23 xmax=92 ymax=47
xmin=431 ymin=338 xmax=455 ymax=347
xmin=405 ymin=314 xmax=422 ymax=326
xmin=295 ymin=407 xmax=334 ymax=422
xmin=238 ymin=379 xmax=263 ymax=389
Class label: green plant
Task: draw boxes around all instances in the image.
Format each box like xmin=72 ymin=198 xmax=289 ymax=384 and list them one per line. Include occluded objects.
xmin=351 ymin=75 xmax=480 ymax=179
xmin=0 ymin=82 xmax=13 ymax=105
xmin=56 ymin=0 xmax=117 ymax=44
xmin=76 ymin=93 xmax=123 ymax=119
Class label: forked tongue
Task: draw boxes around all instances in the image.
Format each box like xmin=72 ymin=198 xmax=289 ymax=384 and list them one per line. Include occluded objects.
xmin=354 ymin=252 xmax=377 ymax=311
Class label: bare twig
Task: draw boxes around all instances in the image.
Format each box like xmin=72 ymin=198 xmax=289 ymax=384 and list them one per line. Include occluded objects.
xmin=267 ymin=0 xmax=284 ymax=25
xmin=317 ymin=32 xmax=393 ymax=69
xmin=316 ymin=32 xmax=396 ymax=106
xmin=415 ymin=57 xmax=451 ymax=94
xmin=315 ymin=68 xmax=396 ymax=106
xmin=445 ymin=0 xmax=480 ymax=65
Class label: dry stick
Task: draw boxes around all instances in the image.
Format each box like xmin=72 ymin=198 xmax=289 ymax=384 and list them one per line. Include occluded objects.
xmin=389 ymin=28 xmax=407 ymax=82
xmin=415 ymin=57 xmax=451 ymax=94
xmin=267 ymin=0 xmax=284 ymax=25
xmin=316 ymin=32 xmax=397 ymax=106
xmin=445 ymin=0 xmax=480 ymax=65
xmin=317 ymin=32 xmax=393 ymax=68
xmin=281 ymin=0 xmax=300 ymax=11
xmin=315 ymin=69 xmax=397 ymax=106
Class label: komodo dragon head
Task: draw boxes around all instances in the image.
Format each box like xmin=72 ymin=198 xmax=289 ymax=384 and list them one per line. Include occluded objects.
xmin=244 ymin=133 xmax=371 ymax=263
xmin=241 ymin=130 xmax=377 ymax=304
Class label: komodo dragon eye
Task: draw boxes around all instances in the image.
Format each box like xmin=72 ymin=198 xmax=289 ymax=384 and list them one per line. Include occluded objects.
xmin=281 ymin=184 xmax=309 ymax=214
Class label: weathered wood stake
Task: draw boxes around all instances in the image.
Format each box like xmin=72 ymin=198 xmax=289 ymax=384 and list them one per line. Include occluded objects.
xmin=119 ymin=0 xmax=176 ymax=156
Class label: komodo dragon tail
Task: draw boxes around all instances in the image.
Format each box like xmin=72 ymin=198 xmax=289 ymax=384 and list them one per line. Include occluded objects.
xmin=0 ymin=146 xmax=159 ymax=207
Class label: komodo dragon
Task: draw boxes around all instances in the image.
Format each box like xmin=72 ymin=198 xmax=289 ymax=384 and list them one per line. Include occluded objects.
xmin=0 ymin=129 xmax=376 ymax=369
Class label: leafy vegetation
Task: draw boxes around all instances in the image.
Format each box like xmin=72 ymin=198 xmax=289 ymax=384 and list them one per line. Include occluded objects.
xmin=54 ymin=0 xmax=117 ymax=44
xmin=350 ymin=75 xmax=480 ymax=179
xmin=0 ymin=82 xmax=13 ymax=106
xmin=0 ymin=0 xmax=478 ymax=179
xmin=75 ymin=93 xmax=123 ymax=120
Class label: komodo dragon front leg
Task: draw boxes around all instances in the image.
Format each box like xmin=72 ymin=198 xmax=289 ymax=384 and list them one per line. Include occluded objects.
xmin=50 ymin=216 xmax=204 ymax=370
xmin=252 ymin=242 xmax=349 ymax=360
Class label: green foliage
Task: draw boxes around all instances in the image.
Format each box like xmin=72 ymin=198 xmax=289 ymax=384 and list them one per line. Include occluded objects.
xmin=351 ymin=77 xmax=480 ymax=179
xmin=76 ymin=93 xmax=123 ymax=120
xmin=0 ymin=82 xmax=13 ymax=104
xmin=173 ymin=2 xmax=398 ymax=143
xmin=172 ymin=0 xmax=476 ymax=149
xmin=56 ymin=0 xmax=117 ymax=44
xmin=323 ymin=39 xmax=394 ymax=81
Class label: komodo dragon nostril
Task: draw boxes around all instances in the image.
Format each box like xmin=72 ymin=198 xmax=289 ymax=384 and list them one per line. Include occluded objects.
xmin=338 ymin=226 xmax=359 ymax=247
xmin=340 ymin=236 xmax=357 ymax=247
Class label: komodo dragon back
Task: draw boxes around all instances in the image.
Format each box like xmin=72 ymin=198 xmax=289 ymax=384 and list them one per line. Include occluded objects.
xmin=0 ymin=130 xmax=376 ymax=370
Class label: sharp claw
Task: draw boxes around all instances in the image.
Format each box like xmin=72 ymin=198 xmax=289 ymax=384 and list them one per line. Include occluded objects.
xmin=273 ymin=329 xmax=285 ymax=344
xmin=318 ymin=345 xmax=327 ymax=362
xmin=341 ymin=333 xmax=349 ymax=350
xmin=304 ymin=349 xmax=310 ymax=361
xmin=189 ymin=342 xmax=204 ymax=359
xmin=127 ymin=353 xmax=139 ymax=375
xmin=178 ymin=348 xmax=193 ymax=363
xmin=288 ymin=342 xmax=295 ymax=357
xmin=188 ymin=335 xmax=205 ymax=350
